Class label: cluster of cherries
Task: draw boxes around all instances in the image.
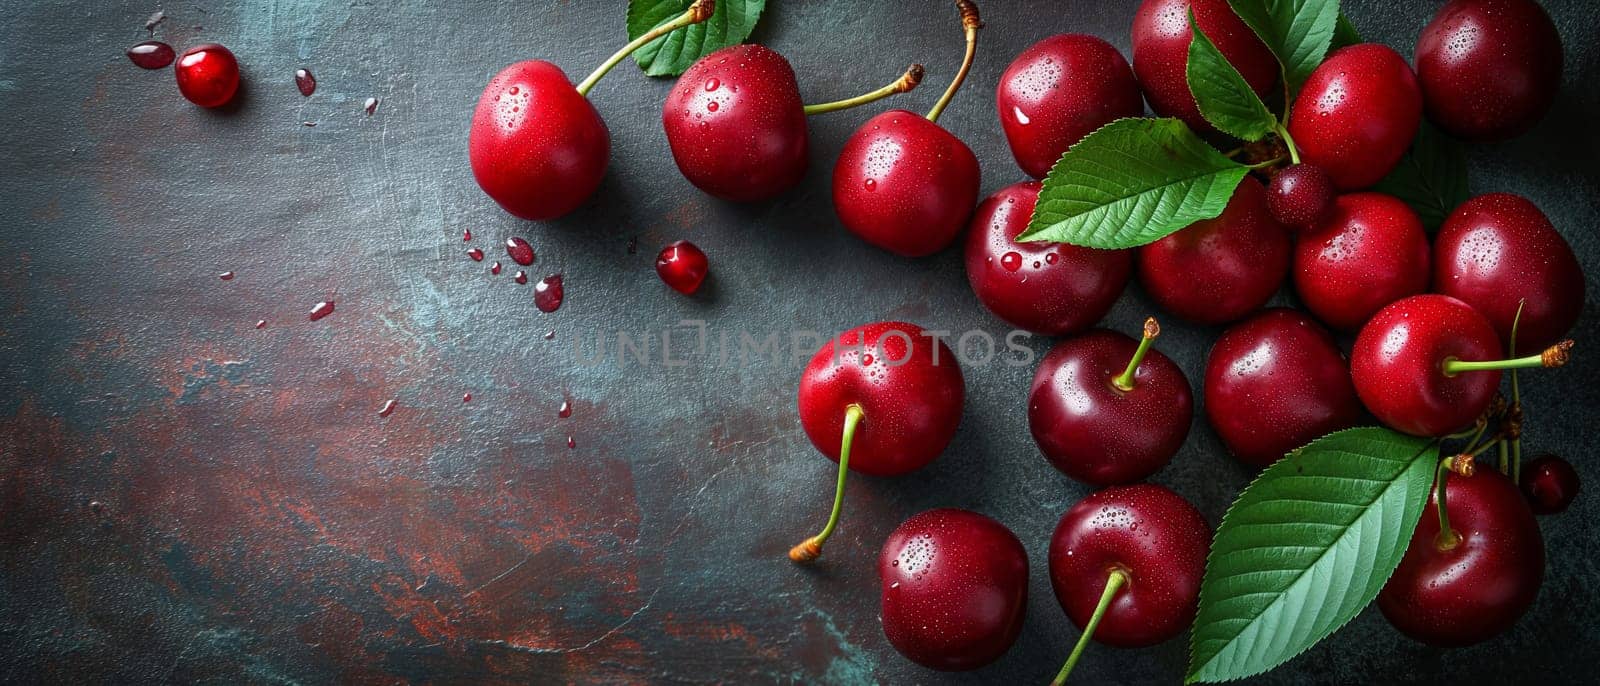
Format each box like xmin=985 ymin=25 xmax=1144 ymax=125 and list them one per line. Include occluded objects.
xmin=458 ymin=0 xmax=1581 ymax=679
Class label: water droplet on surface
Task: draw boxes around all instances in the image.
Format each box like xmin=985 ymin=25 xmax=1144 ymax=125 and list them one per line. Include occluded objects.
xmin=490 ymin=261 xmax=502 ymax=275
xmin=294 ymin=68 xmax=316 ymax=96
xmin=463 ymin=228 xmax=473 ymax=242
xmin=864 ymin=178 xmax=877 ymax=191
xmin=506 ymin=237 xmax=535 ymax=266
xmin=558 ymin=400 xmax=572 ymax=418
xmin=308 ymin=300 xmax=335 ymax=321
xmin=255 ymin=320 xmax=267 ymax=329
xmin=127 ymin=41 xmax=174 ymax=69
xmin=543 ymin=330 xmax=555 ymax=340
xmin=704 ymin=78 xmax=719 ymax=91
xmin=534 ymin=274 xmax=564 ymax=312
xmin=467 ymin=247 xmax=484 ymax=261
xmin=218 ymin=271 xmax=234 ymax=280
xmin=378 ymin=399 xmax=397 ymax=417
xmin=514 ymin=270 xmax=528 ymax=285
xmin=567 ymin=435 xmax=577 ymax=449
xmin=363 ymin=97 xmax=379 ymax=115
xmin=462 ymin=392 xmax=472 ymax=403
xmin=706 ymin=100 xmax=719 ymax=112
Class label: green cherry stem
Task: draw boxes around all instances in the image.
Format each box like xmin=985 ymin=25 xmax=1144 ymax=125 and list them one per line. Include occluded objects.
xmin=1434 ymin=457 xmax=1470 ymax=551
xmin=1509 ymin=300 xmax=1527 ymax=483
xmin=803 ymin=64 xmax=925 ymax=115
xmin=1274 ymin=122 xmax=1302 ymax=165
xmin=925 ymin=0 xmax=983 ymax=123
xmin=1050 ymin=569 xmax=1129 ymax=686
xmin=1113 ymin=317 xmax=1160 ymax=392
xmin=1442 ymin=340 xmax=1573 ymax=375
xmin=789 ymin=404 xmax=865 ymax=564
xmin=575 ymin=0 xmax=715 ymax=97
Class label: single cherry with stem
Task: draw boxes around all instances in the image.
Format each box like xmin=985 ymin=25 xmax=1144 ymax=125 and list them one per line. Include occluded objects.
xmin=1137 ymin=175 xmax=1290 ymax=325
xmin=878 ymin=508 xmax=1029 ymax=671
xmin=790 ymin=322 xmax=963 ymax=563
xmin=655 ymin=240 xmax=709 ymax=295
xmin=665 ymin=46 xmax=922 ymax=202
xmin=1029 ymin=318 xmax=1192 ymax=486
xmin=1522 ymin=454 xmax=1579 ymax=515
xmin=174 ymin=43 xmax=241 ymax=108
xmin=832 ymin=0 xmax=983 ymax=257
xmin=1047 ymin=484 xmax=1211 ymax=684
xmin=963 ymin=181 xmax=1131 ymax=335
xmin=996 ymin=34 xmax=1142 ymax=179
xmin=1351 ymin=294 xmax=1574 ymax=437
xmin=468 ymin=0 xmax=715 ymax=220
xmin=1378 ymin=458 xmax=1544 ymax=646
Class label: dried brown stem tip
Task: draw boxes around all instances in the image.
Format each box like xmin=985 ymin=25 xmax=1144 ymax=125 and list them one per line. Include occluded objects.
xmin=788 ymin=537 xmax=822 ymax=564
xmin=1143 ymin=316 xmax=1161 ymax=340
xmin=1541 ymin=340 xmax=1575 ymax=367
xmin=897 ymin=64 xmax=926 ymax=92
xmin=1449 ymin=454 xmax=1477 ymax=477
xmin=688 ymin=0 xmax=716 ymax=22
xmin=956 ymin=0 xmax=983 ymax=30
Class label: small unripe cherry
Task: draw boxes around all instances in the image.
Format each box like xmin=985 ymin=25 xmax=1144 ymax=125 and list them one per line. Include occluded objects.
xmin=1267 ymin=164 xmax=1335 ymax=230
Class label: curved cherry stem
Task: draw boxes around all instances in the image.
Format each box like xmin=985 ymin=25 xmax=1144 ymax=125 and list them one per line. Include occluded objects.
xmin=925 ymin=0 xmax=982 ymax=123
xmin=1051 ymin=569 xmax=1128 ymax=686
xmin=1273 ymin=123 xmax=1302 ymax=165
xmin=576 ymin=0 xmax=715 ymax=97
xmin=1113 ymin=317 xmax=1160 ymax=392
xmin=1509 ymin=300 xmax=1526 ymax=483
xmin=1442 ymin=340 xmax=1573 ymax=375
xmin=789 ymin=404 xmax=865 ymax=564
xmin=803 ymin=64 xmax=925 ymax=115
xmin=1434 ymin=457 xmax=1474 ymax=551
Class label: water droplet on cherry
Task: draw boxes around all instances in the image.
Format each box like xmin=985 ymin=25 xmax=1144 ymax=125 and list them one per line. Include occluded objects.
xmin=1000 ymin=252 xmax=1023 ymax=272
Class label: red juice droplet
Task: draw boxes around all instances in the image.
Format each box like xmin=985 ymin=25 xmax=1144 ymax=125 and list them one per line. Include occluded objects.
xmin=462 ymin=392 xmax=472 ymax=403
xmin=467 ymin=247 xmax=484 ymax=261
xmin=490 ymin=261 xmax=502 ymax=275
xmin=378 ymin=399 xmax=397 ymax=417
xmin=567 ymin=435 xmax=576 ymax=449
xmin=127 ymin=41 xmax=174 ymax=69
xmin=309 ymin=300 xmax=335 ymax=321
xmin=558 ymin=400 xmax=572 ymax=418
xmin=294 ymin=68 xmax=316 ymax=96
xmin=543 ymin=330 xmax=555 ymax=340
xmin=505 ymin=237 xmax=535 ymax=266
xmin=463 ymin=228 xmax=473 ymax=242
xmin=533 ymin=274 xmax=564 ymax=313
xmin=514 ymin=270 xmax=528 ymax=285
xmin=218 ymin=271 xmax=234 ymax=280
xmin=255 ymin=320 xmax=267 ymax=329
xmin=364 ymin=97 xmax=379 ymax=115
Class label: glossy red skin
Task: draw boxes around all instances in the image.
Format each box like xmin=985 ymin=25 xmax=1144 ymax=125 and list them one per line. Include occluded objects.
xmin=1416 ymin=0 xmax=1562 ymax=142
xmin=1130 ymin=0 xmax=1276 ymax=133
xmin=663 ymin=45 xmax=808 ymax=202
xmin=879 ymin=508 xmax=1029 ymax=671
xmin=1204 ymin=309 xmax=1363 ymax=467
xmin=1293 ymin=193 xmax=1430 ymax=332
xmin=1266 ymin=164 xmax=1336 ymax=230
xmin=1378 ymin=469 xmax=1544 ymax=646
xmin=832 ymin=111 xmax=980 ymax=257
xmin=173 ymin=43 xmax=240 ymax=108
xmin=1028 ymin=330 xmax=1192 ymax=486
xmin=1522 ymin=454 xmax=1580 ymax=515
xmin=1351 ymin=295 xmax=1503 ymax=437
xmin=1048 ymin=484 xmax=1211 ymax=647
xmin=1287 ymin=44 xmax=1422 ymax=190
xmin=997 ymin=34 xmax=1143 ymax=179
xmin=798 ymin=322 xmax=964 ymax=477
xmin=1138 ymin=177 xmax=1290 ymax=325
xmin=655 ymin=240 xmax=709 ymax=295
xmin=1433 ymin=193 xmax=1584 ymax=352
xmin=469 ymin=60 xmax=609 ymax=221
xmin=964 ymin=182 xmax=1131 ymax=335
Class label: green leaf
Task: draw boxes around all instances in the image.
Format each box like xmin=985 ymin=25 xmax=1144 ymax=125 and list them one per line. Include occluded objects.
xmin=626 ymin=0 xmax=766 ymax=77
xmin=1372 ymin=122 xmax=1470 ymax=230
xmin=1332 ymin=12 xmax=1362 ymax=48
xmin=1020 ymin=118 xmax=1249 ymax=249
xmin=1188 ymin=9 xmax=1277 ymax=141
xmin=1186 ymin=428 xmax=1439 ymax=684
xmin=1227 ymin=0 xmax=1340 ymax=90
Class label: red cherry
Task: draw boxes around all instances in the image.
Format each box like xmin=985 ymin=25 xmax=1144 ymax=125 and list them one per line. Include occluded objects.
xmin=1416 ymin=0 xmax=1562 ymax=142
xmin=1351 ymin=295 xmax=1515 ymax=437
xmin=1204 ymin=309 xmax=1363 ymax=467
xmin=1433 ymin=193 xmax=1584 ymax=352
xmin=790 ymin=322 xmax=963 ymax=563
xmin=996 ymin=34 xmax=1143 ymax=179
xmin=963 ymin=181 xmax=1131 ymax=335
xmin=1379 ymin=468 xmax=1543 ymax=646
xmin=1522 ymin=454 xmax=1580 ymax=515
xmin=1293 ymin=193 xmax=1430 ymax=332
xmin=1137 ymin=176 xmax=1290 ymax=325
xmin=832 ymin=2 xmax=983 ymax=257
xmin=1266 ymin=164 xmax=1336 ymax=229
xmin=655 ymin=240 xmax=709 ymax=295
xmin=1287 ymin=44 xmax=1422 ymax=190
xmin=878 ymin=509 xmax=1028 ymax=671
xmin=1130 ymin=0 xmax=1276 ymax=133
xmin=1047 ymin=484 xmax=1210 ymax=682
xmin=174 ymin=43 xmax=240 ymax=109
xmin=1029 ymin=320 xmax=1192 ymax=486
xmin=665 ymin=45 xmax=920 ymax=202
xmin=468 ymin=2 xmax=713 ymax=220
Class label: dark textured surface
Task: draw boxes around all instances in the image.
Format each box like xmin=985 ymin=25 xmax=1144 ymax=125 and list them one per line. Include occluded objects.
xmin=2 ymin=1 xmax=1597 ymax=683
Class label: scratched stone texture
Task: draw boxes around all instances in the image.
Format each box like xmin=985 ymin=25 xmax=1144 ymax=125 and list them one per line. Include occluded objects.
xmin=1 ymin=0 xmax=1597 ymax=684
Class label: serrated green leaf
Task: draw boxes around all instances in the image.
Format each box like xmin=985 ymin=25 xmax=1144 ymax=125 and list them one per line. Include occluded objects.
xmin=1228 ymin=0 xmax=1340 ymax=91
xmin=627 ymin=0 xmax=766 ymax=77
xmin=1372 ymin=122 xmax=1470 ymax=230
xmin=1188 ymin=9 xmax=1277 ymax=141
xmin=1020 ymin=118 xmax=1249 ymax=249
xmin=1332 ymin=12 xmax=1362 ymax=48
xmin=1186 ymin=428 xmax=1439 ymax=684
